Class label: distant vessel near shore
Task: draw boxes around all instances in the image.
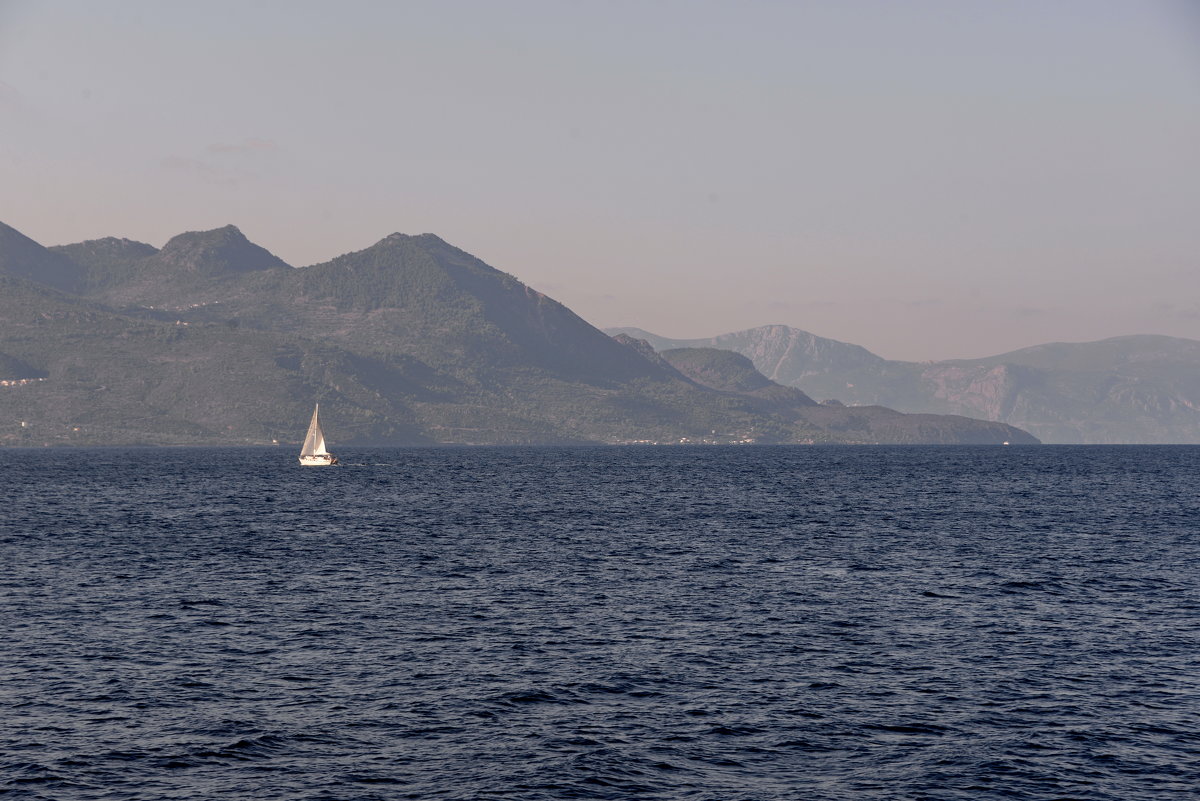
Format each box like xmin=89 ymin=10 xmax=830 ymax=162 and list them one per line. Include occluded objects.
xmin=298 ymin=404 xmax=338 ymax=466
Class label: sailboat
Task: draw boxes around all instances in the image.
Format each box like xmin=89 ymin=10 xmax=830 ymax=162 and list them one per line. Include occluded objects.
xmin=298 ymin=403 xmax=339 ymax=466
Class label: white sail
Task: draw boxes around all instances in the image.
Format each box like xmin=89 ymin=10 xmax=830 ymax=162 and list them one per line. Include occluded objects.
xmin=300 ymin=404 xmax=328 ymax=457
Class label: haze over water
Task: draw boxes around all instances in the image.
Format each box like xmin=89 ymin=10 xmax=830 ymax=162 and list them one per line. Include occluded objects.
xmin=3 ymin=446 xmax=1198 ymax=799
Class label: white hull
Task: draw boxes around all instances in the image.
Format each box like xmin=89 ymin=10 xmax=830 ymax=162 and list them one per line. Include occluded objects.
xmin=298 ymin=454 xmax=338 ymax=466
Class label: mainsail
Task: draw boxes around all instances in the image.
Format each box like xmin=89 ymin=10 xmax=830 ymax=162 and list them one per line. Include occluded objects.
xmin=300 ymin=404 xmax=328 ymax=457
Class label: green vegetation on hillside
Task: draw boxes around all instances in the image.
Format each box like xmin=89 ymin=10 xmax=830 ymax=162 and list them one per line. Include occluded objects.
xmin=0 ymin=223 xmax=1037 ymax=446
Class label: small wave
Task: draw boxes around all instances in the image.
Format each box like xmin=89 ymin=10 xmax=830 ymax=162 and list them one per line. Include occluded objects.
xmin=345 ymin=774 xmax=403 ymax=784
xmin=706 ymin=724 xmax=764 ymax=736
xmin=998 ymin=579 xmax=1065 ymax=594
xmin=575 ymin=681 xmax=632 ymax=695
xmin=784 ymin=708 xmax=826 ymax=718
xmin=774 ymin=738 xmax=841 ymax=752
xmin=495 ymin=688 xmax=584 ymax=706
xmin=864 ymin=723 xmax=950 ymax=736
xmin=9 ymin=773 xmax=67 ymax=785
xmin=188 ymin=734 xmax=290 ymax=762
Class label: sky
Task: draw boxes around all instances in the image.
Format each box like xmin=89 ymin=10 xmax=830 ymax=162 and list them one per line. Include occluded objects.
xmin=1 ymin=0 xmax=1198 ymax=360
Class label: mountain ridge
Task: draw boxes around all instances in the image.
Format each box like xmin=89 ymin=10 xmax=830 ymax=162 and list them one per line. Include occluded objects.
xmin=0 ymin=221 xmax=1035 ymax=446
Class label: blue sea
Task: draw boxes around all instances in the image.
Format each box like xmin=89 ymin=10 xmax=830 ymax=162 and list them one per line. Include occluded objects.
xmin=2 ymin=446 xmax=1198 ymax=800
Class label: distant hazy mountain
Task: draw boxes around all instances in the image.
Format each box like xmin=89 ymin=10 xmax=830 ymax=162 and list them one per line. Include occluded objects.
xmin=0 ymin=222 xmax=1035 ymax=446
xmin=609 ymin=325 xmax=887 ymax=385
xmin=656 ymin=347 xmax=1030 ymax=445
xmin=609 ymin=326 xmax=1200 ymax=443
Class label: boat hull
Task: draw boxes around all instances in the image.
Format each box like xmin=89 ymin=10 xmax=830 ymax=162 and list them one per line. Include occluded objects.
xmin=298 ymin=454 xmax=339 ymax=466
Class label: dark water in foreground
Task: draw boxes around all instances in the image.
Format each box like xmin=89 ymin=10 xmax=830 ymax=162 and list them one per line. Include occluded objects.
xmin=2 ymin=446 xmax=1198 ymax=800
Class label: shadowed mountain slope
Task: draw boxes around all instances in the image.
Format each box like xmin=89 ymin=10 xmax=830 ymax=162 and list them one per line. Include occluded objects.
xmin=284 ymin=233 xmax=664 ymax=383
xmin=0 ymin=221 xmax=82 ymax=293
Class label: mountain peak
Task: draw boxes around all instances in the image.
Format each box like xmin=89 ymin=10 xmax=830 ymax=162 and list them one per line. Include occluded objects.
xmin=155 ymin=225 xmax=291 ymax=275
xmin=375 ymin=232 xmax=450 ymax=249
xmin=160 ymin=224 xmax=247 ymax=251
xmin=665 ymin=348 xmax=773 ymax=392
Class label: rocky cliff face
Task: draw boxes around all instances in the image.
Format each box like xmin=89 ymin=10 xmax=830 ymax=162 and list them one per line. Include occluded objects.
xmin=920 ymin=363 xmax=1026 ymax=420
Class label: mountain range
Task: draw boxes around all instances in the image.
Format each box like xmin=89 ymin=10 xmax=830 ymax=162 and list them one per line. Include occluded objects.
xmin=607 ymin=325 xmax=1200 ymax=444
xmin=0 ymin=221 xmax=1034 ymax=447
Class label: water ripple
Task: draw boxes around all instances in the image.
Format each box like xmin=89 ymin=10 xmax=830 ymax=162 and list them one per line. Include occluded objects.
xmin=1 ymin=445 xmax=1199 ymax=799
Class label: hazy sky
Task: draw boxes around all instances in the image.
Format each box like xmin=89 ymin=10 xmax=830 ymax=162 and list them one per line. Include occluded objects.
xmin=1 ymin=1 xmax=1197 ymax=360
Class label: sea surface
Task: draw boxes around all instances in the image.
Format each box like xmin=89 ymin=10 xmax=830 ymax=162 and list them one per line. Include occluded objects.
xmin=1 ymin=445 xmax=1198 ymax=800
